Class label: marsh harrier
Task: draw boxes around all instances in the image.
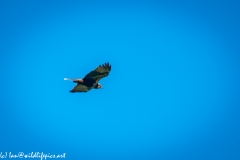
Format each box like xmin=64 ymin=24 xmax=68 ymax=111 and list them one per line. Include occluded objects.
xmin=64 ymin=63 xmax=111 ymax=93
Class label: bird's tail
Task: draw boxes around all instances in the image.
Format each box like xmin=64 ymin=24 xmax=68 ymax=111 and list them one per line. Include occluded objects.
xmin=64 ymin=78 xmax=83 ymax=83
xmin=64 ymin=78 xmax=75 ymax=81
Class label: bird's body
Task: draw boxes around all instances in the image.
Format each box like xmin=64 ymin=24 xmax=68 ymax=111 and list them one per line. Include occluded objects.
xmin=64 ymin=63 xmax=111 ymax=93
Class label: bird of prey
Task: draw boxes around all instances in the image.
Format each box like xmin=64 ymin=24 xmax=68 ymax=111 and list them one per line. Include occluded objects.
xmin=64 ymin=62 xmax=111 ymax=93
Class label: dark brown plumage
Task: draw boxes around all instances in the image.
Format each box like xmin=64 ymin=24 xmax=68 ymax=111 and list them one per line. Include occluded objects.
xmin=64 ymin=63 xmax=111 ymax=93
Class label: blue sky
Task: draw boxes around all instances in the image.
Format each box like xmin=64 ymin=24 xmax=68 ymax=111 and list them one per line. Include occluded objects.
xmin=0 ymin=0 xmax=240 ymax=160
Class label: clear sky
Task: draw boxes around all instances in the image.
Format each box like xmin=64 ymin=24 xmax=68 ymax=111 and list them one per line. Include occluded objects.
xmin=0 ymin=0 xmax=240 ymax=160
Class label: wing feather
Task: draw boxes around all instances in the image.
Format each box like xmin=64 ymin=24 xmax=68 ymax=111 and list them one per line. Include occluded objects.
xmin=83 ymin=62 xmax=111 ymax=82
xmin=70 ymin=83 xmax=90 ymax=92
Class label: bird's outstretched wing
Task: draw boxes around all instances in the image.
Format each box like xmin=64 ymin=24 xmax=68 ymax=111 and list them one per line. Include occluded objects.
xmin=70 ymin=83 xmax=90 ymax=93
xmin=83 ymin=62 xmax=111 ymax=82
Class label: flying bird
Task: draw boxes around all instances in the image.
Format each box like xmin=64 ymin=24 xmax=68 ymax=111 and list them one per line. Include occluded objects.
xmin=64 ymin=62 xmax=111 ymax=93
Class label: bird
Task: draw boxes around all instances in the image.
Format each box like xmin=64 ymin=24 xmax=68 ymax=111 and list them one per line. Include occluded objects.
xmin=64 ymin=62 xmax=111 ymax=93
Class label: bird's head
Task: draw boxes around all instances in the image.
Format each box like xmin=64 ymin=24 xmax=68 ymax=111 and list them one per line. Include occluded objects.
xmin=96 ymin=83 xmax=103 ymax=89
